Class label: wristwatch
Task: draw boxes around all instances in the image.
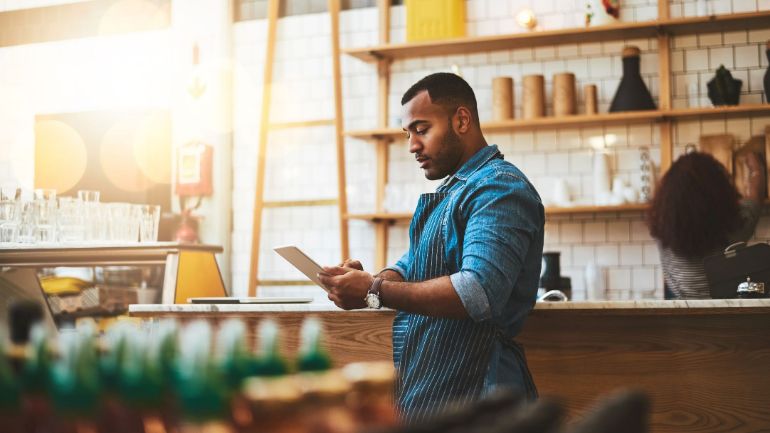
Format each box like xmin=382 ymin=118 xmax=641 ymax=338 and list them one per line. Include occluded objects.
xmin=365 ymin=277 xmax=384 ymax=309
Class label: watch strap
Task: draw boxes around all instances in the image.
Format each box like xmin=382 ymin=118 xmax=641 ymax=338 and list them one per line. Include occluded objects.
xmin=369 ymin=277 xmax=384 ymax=296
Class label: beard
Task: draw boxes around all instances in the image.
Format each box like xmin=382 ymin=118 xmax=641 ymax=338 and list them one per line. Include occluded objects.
xmin=423 ymin=125 xmax=464 ymax=180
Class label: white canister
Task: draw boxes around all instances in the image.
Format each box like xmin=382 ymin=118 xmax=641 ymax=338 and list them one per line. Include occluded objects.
xmin=593 ymin=152 xmax=612 ymax=205
xmin=585 ymin=263 xmax=606 ymax=300
xmin=552 ymin=179 xmax=572 ymax=207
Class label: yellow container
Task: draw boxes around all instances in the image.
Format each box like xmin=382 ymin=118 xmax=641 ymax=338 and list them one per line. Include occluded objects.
xmin=406 ymin=0 xmax=466 ymax=42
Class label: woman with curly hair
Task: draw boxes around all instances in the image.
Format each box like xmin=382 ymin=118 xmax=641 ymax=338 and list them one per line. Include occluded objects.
xmin=647 ymin=151 xmax=765 ymax=299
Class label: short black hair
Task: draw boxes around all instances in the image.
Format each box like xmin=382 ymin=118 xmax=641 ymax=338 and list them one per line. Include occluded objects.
xmin=401 ymin=72 xmax=479 ymax=121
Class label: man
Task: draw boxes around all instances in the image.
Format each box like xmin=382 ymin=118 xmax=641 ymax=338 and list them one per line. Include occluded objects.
xmin=319 ymin=72 xmax=544 ymax=423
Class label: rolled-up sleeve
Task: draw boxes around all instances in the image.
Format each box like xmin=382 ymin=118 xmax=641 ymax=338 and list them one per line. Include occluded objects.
xmin=382 ymin=250 xmax=411 ymax=281
xmin=450 ymin=172 xmax=543 ymax=322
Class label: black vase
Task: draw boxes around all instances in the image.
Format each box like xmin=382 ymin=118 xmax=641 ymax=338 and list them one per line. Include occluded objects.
xmin=540 ymin=252 xmax=561 ymax=290
xmin=609 ymin=46 xmax=656 ymax=112
xmin=707 ymin=65 xmax=742 ymax=106
xmin=764 ymin=49 xmax=770 ymax=103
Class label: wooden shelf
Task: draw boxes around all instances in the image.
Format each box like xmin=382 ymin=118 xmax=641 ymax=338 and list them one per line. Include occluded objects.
xmin=545 ymin=203 xmax=649 ymax=215
xmin=663 ymin=11 xmax=770 ymax=36
xmin=345 ymin=105 xmax=770 ymax=141
xmin=664 ymin=104 xmax=770 ymax=121
xmin=345 ymin=204 xmax=649 ymax=222
xmin=345 ymin=212 xmax=412 ymax=222
xmin=343 ymin=11 xmax=770 ymax=63
xmin=343 ymin=21 xmax=660 ymax=63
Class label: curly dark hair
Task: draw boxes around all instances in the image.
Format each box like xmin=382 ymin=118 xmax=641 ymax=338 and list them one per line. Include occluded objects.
xmin=401 ymin=72 xmax=479 ymax=122
xmin=647 ymin=152 xmax=742 ymax=257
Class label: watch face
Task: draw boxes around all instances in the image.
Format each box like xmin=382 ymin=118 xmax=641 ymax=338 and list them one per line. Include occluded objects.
xmin=365 ymin=293 xmax=381 ymax=309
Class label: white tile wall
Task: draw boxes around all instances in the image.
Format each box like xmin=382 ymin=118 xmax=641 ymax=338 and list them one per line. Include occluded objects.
xmin=228 ymin=1 xmax=770 ymax=300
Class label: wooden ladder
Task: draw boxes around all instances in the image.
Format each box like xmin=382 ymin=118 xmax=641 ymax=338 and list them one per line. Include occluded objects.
xmin=247 ymin=0 xmax=349 ymax=296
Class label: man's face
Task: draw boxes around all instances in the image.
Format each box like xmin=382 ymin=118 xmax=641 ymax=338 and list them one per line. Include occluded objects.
xmin=401 ymin=91 xmax=465 ymax=180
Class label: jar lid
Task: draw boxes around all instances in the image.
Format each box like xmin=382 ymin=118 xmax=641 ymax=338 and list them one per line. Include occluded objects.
xmin=622 ymin=46 xmax=641 ymax=57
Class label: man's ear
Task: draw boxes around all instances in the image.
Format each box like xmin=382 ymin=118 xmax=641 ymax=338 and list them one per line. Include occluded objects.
xmin=454 ymin=106 xmax=472 ymax=134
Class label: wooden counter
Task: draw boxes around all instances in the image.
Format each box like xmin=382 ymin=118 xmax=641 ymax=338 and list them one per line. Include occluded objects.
xmin=130 ymin=300 xmax=770 ymax=433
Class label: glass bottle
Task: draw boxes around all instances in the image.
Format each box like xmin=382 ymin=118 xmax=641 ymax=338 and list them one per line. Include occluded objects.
xmin=609 ymin=46 xmax=656 ymax=112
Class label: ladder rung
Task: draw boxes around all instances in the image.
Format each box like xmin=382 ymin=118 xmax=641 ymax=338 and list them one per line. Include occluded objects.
xmin=263 ymin=199 xmax=338 ymax=208
xmin=268 ymin=119 xmax=335 ymax=130
xmin=256 ymin=280 xmax=317 ymax=286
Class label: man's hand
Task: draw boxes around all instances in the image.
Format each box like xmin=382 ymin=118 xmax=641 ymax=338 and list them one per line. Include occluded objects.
xmin=337 ymin=259 xmax=363 ymax=271
xmin=318 ymin=266 xmax=374 ymax=310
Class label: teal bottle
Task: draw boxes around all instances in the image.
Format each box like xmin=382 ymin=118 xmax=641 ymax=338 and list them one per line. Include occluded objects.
xmin=297 ymin=317 xmax=332 ymax=372
xmin=254 ymin=319 xmax=288 ymax=376
xmin=0 ymin=332 xmax=22 ymax=433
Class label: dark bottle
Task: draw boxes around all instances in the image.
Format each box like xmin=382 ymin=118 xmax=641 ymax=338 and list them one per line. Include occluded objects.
xmin=539 ymin=252 xmax=563 ymax=291
xmin=609 ymin=46 xmax=656 ymax=112
xmin=764 ymin=41 xmax=770 ymax=103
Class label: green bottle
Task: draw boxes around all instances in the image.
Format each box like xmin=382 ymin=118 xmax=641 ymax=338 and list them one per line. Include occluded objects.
xmin=20 ymin=324 xmax=54 ymax=433
xmin=0 ymin=329 xmax=22 ymax=433
xmin=216 ymin=319 xmax=253 ymax=391
xmin=254 ymin=319 xmax=288 ymax=377
xmin=49 ymin=323 xmax=102 ymax=433
xmin=297 ymin=317 xmax=332 ymax=372
xmin=145 ymin=319 xmax=180 ymax=431
xmin=175 ymin=321 xmax=233 ymax=432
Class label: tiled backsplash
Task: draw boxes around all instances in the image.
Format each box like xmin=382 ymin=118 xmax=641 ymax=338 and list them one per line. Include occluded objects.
xmin=231 ymin=1 xmax=770 ymax=301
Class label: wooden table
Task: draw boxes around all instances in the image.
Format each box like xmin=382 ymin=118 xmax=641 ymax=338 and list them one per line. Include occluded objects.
xmin=130 ymin=299 xmax=770 ymax=433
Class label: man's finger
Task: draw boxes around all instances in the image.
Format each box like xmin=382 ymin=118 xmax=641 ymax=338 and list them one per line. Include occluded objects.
xmin=343 ymin=259 xmax=363 ymax=270
xmin=318 ymin=273 xmax=335 ymax=287
xmin=322 ymin=266 xmax=348 ymax=275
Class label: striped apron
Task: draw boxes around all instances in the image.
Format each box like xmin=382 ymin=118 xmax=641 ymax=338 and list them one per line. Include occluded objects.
xmin=393 ymin=191 xmax=537 ymax=424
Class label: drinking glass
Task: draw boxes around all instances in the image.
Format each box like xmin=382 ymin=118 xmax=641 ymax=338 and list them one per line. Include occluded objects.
xmin=17 ymin=201 xmax=36 ymax=244
xmin=78 ymin=190 xmax=102 ymax=242
xmin=0 ymin=200 xmax=19 ymax=244
xmin=138 ymin=205 xmax=161 ymax=243
xmin=77 ymin=190 xmax=100 ymax=202
xmin=0 ymin=185 xmax=19 ymax=202
xmin=34 ymin=199 xmax=58 ymax=244
xmin=33 ymin=188 xmax=57 ymax=202
xmin=107 ymin=203 xmax=133 ymax=242
xmin=57 ymin=197 xmax=85 ymax=244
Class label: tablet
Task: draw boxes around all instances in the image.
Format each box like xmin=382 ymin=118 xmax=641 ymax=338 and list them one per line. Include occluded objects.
xmin=273 ymin=245 xmax=330 ymax=292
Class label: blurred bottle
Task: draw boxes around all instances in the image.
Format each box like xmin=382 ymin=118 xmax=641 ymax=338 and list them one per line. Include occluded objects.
xmin=342 ymin=362 xmax=397 ymax=428
xmin=239 ymin=374 xmax=305 ymax=433
xmin=175 ymin=321 xmax=235 ymax=433
xmin=49 ymin=323 xmax=102 ymax=433
xmin=299 ymin=370 xmax=356 ymax=433
xmin=253 ymin=319 xmax=288 ymax=377
xmin=20 ymin=324 xmax=55 ymax=433
xmin=296 ymin=318 xmax=331 ymax=373
xmin=0 ymin=328 xmax=22 ymax=433
xmin=295 ymin=318 xmax=356 ymax=433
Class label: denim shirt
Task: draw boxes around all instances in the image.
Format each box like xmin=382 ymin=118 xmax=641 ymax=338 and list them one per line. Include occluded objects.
xmin=385 ymin=144 xmax=545 ymax=391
